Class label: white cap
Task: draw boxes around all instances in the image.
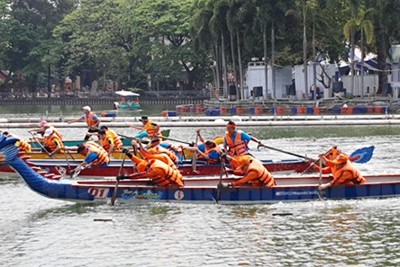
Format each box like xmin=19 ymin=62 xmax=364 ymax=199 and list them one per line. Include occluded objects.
xmin=43 ymin=128 xmax=53 ymax=137
xmin=83 ymin=106 xmax=91 ymax=112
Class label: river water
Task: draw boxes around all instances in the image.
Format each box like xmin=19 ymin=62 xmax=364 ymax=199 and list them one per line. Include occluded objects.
xmin=1 ymin=107 xmax=400 ymax=266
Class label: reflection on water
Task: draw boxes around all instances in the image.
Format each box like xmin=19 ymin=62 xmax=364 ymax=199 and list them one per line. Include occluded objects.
xmin=1 ymin=127 xmax=400 ymax=266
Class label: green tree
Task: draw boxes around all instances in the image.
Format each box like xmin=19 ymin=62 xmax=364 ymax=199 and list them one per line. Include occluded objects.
xmin=344 ymin=6 xmax=374 ymax=98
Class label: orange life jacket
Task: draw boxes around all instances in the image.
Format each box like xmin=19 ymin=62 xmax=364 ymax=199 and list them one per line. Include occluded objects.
xmin=148 ymin=159 xmax=184 ymax=187
xmin=148 ymin=146 xmax=179 ymax=163
xmin=85 ymin=141 xmax=109 ymax=165
xmin=5 ymin=133 xmax=31 ymax=152
xmin=44 ymin=133 xmax=64 ymax=152
xmin=143 ymin=120 xmax=161 ymax=138
xmin=84 ymin=112 xmax=99 ymax=129
xmin=100 ymin=135 xmax=114 ymax=152
xmin=225 ymin=130 xmax=249 ymax=156
xmin=325 ymin=153 xmax=365 ymax=186
xmin=232 ymin=159 xmax=275 ymax=187
xmin=18 ymin=140 xmax=32 ymax=153
xmin=144 ymin=153 xmax=177 ymax=169
xmin=45 ymin=126 xmax=63 ymax=141
xmin=106 ymin=129 xmax=122 ymax=150
xmin=229 ymin=155 xmax=254 ymax=170
xmin=201 ymin=147 xmax=220 ymax=164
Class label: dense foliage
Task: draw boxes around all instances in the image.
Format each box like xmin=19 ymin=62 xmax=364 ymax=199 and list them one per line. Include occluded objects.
xmin=1 ymin=0 xmax=400 ymax=97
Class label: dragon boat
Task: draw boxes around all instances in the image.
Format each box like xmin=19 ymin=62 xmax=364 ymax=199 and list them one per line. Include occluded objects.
xmin=1 ymin=133 xmax=400 ymax=204
xmin=23 ymin=157 xmax=312 ymax=177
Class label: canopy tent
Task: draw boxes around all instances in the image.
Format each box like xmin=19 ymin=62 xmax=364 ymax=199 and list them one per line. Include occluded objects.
xmin=115 ymin=90 xmax=140 ymax=97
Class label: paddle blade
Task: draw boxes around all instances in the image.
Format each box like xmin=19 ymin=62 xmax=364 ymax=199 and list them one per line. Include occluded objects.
xmin=350 ymin=146 xmax=375 ymax=163
xmin=161 ymin=129 xmax=170 ymax=137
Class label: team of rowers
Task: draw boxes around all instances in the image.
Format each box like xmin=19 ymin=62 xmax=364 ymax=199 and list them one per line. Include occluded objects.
xmin=6 ymin=105 xmax=366 ymax=190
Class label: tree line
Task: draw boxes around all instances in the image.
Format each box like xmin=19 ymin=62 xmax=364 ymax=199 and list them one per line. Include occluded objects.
xmin=0 ymin=0 xmax=400 ymax=98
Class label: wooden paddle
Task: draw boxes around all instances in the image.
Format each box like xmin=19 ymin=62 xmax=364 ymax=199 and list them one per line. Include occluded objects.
xmin=118 ymin=134 xmax=150 ymax=145
xmin=192 ymin=133 xmax=199 ymax=172
xmin=216 ymin=155 xmax=228 ymax=204
xmin=258 ymin=143 xmax=314 ymax=161
xmin=160 ymin=135 xmax=192 ymax=146
xmin=29 ymin=132 xmax=66 ymax=175
xmin=111 ymin=153 xmax=127 ymax=205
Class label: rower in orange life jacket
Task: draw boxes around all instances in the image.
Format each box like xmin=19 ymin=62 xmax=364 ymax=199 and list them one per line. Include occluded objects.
xmin=225 ymin=155 xmax=275 ymax=187
xmin=99 ymin=125 xmax=123 ymax=150
xmin=98 ymin=129 xmax=122 ymax=157
xmin=29 ymin=120 xmax=64 ymax=141
xmin=73 ymin=141 xmax=110 ymax=172
xmin=3 ymin=131 xmax=31 ymax=153
xmin=129 ymin=115 xmax=161 ymax=139
xmin=121 ymin=150 xmax=184 ymax=187
xmin=129 ymin=140 xmax=177 ymax=170
xmin=224 ymin=120 xmax=262 ymax=157
xmin=67 ymin=106 xmax=100 ymax=140
xmin=313 ymin=146 xmax=366 ymax=190
xmin=146 ymin=138 xmax=181 ymax=164
xmin=42 ymin=128 xmax=65 ymax=156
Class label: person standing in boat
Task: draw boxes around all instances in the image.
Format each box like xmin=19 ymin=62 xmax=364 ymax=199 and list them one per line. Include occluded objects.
xmin=73 ymin=141 xmax=110 ymax=172
xmin=224 ymin=120 xmax=262 ymax=157
xmin=130 ymin=115 xmax=161 ymax=139
xmin=313 ymin=146 xmax=366 ymax=190
xmin=121 ymin=149 xmax=184 ymax=187
xmin=224 ymin=155 xmax=275 ymax=187
xmin=67 ymin=106 xmax=100 ymax=140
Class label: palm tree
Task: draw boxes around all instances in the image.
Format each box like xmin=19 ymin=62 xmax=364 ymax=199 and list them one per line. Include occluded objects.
xmin=344 ymin=7 xmax=374 ymax=99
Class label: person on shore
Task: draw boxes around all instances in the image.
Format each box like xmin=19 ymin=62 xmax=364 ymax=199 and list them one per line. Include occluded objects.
xmin=224 ymin=155 xmax=275 ymax=188
xmin=224 ymin=120 xmax=262 ymax=157
xmin=130 ymin=115 xmax=161 ymax=139
xmin=312 ymin=146 xmax=366 ymax=190
xmin=67 ymin=106 xmax=100 ymax=140
xmin=73 ymin=141 xmax=110 ymax=173
xmin=121 ymin=149 xmax=184 ymax=187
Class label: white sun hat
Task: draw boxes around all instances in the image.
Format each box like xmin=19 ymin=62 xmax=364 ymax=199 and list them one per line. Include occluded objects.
xmin=82 ymin=106 xmax=91 ymax=112
xmin=43 ymin=128 xmax=53 ymax=137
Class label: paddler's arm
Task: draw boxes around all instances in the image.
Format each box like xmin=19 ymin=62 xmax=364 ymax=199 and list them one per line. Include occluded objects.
xmin=67 ymin=116 xmax=84 ymax=124
xmin=196 ymin=129 xmax=206 ymax=144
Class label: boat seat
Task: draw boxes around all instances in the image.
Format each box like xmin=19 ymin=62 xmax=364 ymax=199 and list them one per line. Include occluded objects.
xmin=20 ymin=155 xmax=31 ymax=160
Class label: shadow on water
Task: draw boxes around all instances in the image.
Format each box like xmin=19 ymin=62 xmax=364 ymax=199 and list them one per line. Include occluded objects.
xmin=30 ymin=202 xmax=104 ymax=221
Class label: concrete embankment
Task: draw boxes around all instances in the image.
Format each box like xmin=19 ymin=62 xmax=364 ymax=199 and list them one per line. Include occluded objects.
xmin=0 ymin=114 xmax=399 ymax=128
